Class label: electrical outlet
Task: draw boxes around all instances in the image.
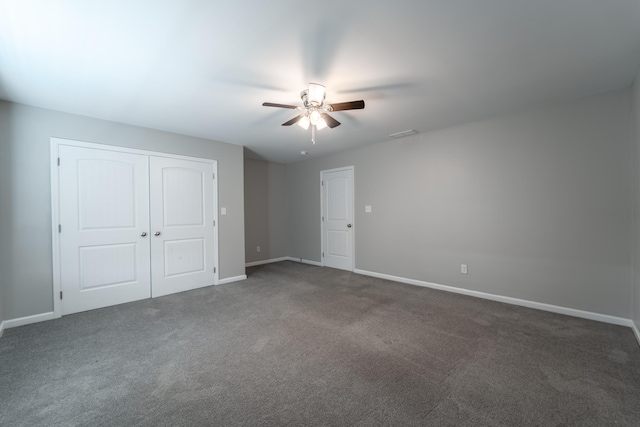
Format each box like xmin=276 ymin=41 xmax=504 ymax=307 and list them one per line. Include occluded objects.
xmin=365 ymin=205 xmax=372 ymax=213
xmin=256 ymin=246 xmax=261 ymax=253
xmin=461 ymin=264 xmax=468 ymax=274
xmin=221 ymin=207 xmax=227 ymax=215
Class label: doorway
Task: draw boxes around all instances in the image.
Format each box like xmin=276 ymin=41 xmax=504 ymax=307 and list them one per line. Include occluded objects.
xmin=52 ymin=139 xmax=218 ymax=315
xmin=321 ymin=166 xmax=354 ymax=271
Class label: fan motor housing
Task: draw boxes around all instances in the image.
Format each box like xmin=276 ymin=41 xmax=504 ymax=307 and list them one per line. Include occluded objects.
xmin=301 ymin=89 xmax=326 ymax=108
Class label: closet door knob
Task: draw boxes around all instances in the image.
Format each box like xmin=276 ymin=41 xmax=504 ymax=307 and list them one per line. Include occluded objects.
xmin=154 ymin=231 xmax=161 ymax=236
xmin=140 ymin=232 xmax=147 ymax=237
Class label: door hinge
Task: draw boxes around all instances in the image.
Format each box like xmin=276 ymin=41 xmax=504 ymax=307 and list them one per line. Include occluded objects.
xmin=321 ymin=180 xmax=324 ymax=186
xmin=322 ymin=252 xmax=324 ymax=257
xmin=57 ymin=157 xmax=60 ymax=166
xmin=59 ymin=291 xmax=63 ymax=300
xmin=213 ymin=220 xmax=215 ymax=226
xmin=213 ymin=173 xmax=215 ymax=179
xmin=322 ymin=216 xmax=324 ymax=221
xmin=58 ymin=224 xmax=62 ymax=233
xmin=214 ymin=267 xmax=217 ymax=273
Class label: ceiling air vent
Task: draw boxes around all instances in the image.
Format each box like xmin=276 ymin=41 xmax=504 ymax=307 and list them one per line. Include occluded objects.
xmin=388 ymin=129 xmax=419 ymax=138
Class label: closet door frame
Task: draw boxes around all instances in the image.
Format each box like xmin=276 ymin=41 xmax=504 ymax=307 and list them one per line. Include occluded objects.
xmin=50 ymin=137 xmax=219 ymax=319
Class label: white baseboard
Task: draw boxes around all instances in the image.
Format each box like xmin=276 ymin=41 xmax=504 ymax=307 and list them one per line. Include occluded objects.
xmin=287 ymin=257 xmax=323 ymax=267
xmin=632 ymin=321 xmax=640 ymax=348
xmin=1 ymin=311 xmax=57 ymax=333
xmin=0 ymin=320 xmax=4 ymax=337
xmin=218 ymin=275 xmax=247 ymax=285
xmin=354 ymin=268 xmax=634 ymax=328
xmin=245 ymin=257 xmax=289 ymax=267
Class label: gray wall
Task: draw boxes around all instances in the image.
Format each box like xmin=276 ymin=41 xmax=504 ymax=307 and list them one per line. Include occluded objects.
xmin=244 ymin=158 xmax=287 ymax=263
xmin=287 ymin=90 xmax=633 ymax=318
xmin=633 ymin=69 xmax=640 ymax=332
xmin=0 ymin=101 xmax=245 ymax=320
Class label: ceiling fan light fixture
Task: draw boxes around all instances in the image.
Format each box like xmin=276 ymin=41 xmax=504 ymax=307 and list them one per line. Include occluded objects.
xmin=308 ymin=83 xmax=326 ymax=106
xmin=262 ymin=83 xmax=364 ymax=144
xmin=298 ymin=115 xmax=310 ymax=130
xmin=309 ymin=110 xmax=322 ymax=125
xmin=315 ymin=117 xmax=328 ymax=130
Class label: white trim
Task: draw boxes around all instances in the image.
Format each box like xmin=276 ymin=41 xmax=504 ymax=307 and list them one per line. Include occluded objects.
xmin=320 ymin=172 xmax=324 ymax=267
xmin=51 ymin=141 xmax=62 ymax=319
xmin=50 ymin=137 xmax=217 ymax=163
xmin=320 ymin=166 xmax=355 ymax=272
xmin=319 ymin=166 xmax=356 ymax=174
xmin=218 ymin=275 xmax=247 ymax=285
xmin=632 ymin=321 xmax=640 ymax=348
xmin=286 ymin=257 xmax=323 ymax=267
xmin=245 ymin=257 xmax=289 ymax=267
xmin=0 ymin=320 xmax=5 ymax=337
xmin=354 ymin=268 xmax=634 ymax=328
xmin=212 ymin=162 xmax=219 ymax=287
xmin=2 ymin=312 xmax=56 ymax=330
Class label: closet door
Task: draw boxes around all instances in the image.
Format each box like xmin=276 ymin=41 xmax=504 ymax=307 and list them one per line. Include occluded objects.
xmin=149 ymin=156 xmax=216 ymax=297
xmin=58 ymin=145 xmax=151 ymax=315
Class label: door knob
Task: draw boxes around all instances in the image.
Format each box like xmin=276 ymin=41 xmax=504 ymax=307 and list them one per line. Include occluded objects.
xmin=154 ymin=231 xmax=161 ymax=236
xmin=140 ymin=232 xmax=147 ymax=237
xmin=347 ymin=224 xmax=352 ymax=228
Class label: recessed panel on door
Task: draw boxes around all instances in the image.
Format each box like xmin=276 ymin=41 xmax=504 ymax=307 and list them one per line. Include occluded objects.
xmin=79 ymin=243 xmax=137 ymax=289
xmin=58 ymin=145 xmax=151 ymax=315
xmin=327 ymin=230 xmax=350 ymax=258
xmin=327 ymin=177 xmax=349 ymax=221
xmin=163 ymin=168 xmax=204 ymax=227
xmin=164 ymin=238 xmax=205 ymax=277
xmin=78 ymin=160 xmax=136 ymax=230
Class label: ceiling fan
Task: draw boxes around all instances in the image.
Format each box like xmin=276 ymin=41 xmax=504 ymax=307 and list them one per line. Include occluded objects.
xmin=262 ymin=83 xmax=365 ymax=144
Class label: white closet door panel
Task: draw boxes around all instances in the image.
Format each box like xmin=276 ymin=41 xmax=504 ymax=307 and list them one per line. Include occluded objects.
xmin=162 ymin=167 xmax=204 ymax=227
xmin=79 ymin=244 xmax=137 ymax=288
xmin=164 ymin=238 xmax=205 ymax=277
xmin=150 ymin=156 xmax=215 ymax=297
xmin=58 ymin=146 xmax=151 ymax=315
xmin=77 ymin=159 xmax=137 ymax=229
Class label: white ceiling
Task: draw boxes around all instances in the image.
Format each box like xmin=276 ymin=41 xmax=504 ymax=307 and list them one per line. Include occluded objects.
xmin=1 ymin=1 xmax=639 ymax=164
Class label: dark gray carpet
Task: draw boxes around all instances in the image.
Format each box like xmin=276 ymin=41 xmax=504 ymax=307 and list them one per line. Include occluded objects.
xmin=1 ymin=261 xmax=639 ymax=426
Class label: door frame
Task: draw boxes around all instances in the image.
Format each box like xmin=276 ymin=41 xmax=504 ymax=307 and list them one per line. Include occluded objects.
xmin=320 ymin=166 xmax=355 ymax=271
xmin=50 ymin=137 xmax=219 ymax=318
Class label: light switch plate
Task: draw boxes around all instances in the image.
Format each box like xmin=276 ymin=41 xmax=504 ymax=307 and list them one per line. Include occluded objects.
xmin=221 ymin=207 xmax=227 ymax=215
xmin=365 ymin=205 xmax=372 ymax=213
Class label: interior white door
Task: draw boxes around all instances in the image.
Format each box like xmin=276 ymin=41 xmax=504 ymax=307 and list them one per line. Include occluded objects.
xmin=322 ymin=167 xmax=354 ymax=271
xmin=150 ymin=156 xmax=216 ymax=297
xmin=58 ymin=145 xmax=151 ymax=315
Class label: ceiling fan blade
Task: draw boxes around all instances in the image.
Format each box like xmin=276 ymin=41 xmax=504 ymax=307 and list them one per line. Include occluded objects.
xmin=263 ymin=102 xmax=298 ymax=109
xmin=321 ymin=113 xmax=341 ymax=128
xmin=328 ymin=100 xmax=365 ymax=111
xmin=282 ymin=114 xmax=304 ymax=126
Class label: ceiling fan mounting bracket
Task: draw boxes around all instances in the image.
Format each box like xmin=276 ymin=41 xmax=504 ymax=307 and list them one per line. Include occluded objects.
xmin=300 ymin=89 xmax=326 ymax=109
